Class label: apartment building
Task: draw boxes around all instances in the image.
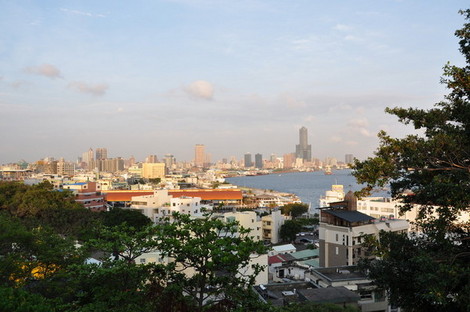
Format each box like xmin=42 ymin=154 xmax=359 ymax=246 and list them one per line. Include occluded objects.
xmin=319 ymin=191 xmax=408 ymax=267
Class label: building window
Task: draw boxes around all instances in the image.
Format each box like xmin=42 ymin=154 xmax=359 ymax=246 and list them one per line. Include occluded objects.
xmin=336 ymin=234 xmax=338 ymax=241
xmin=140 ymin=258 xmax=146 ymax=264
xmin=335 ymin=247 xmax=339 ymax=255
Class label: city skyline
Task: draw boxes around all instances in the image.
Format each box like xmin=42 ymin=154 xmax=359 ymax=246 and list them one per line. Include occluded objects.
xmin=1 ymin=1 xmax=467 ymax=164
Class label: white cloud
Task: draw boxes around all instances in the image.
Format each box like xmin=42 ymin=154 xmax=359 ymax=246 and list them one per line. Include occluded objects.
xmin=330 ymin=136 xmax=342 ymax=143
xmin=359 ymin=128 xmax=372 ymax=137
xmin=68 ymin=81 xmax=108 ymax=96
xmin=186 ymin=80 xmax=214 ymax=100
xmin=348 ymin=117 xmax=369 ymax=128
xmin=60 ymin=8 xmax=107 ymax=18
xmin=25 ymin=64 xmax=62 ymax=79
xmin=334 ymin=24 xmax=352 ymax=31
xmin=304 ymin=115 xmax=315 ymax=122
xmin=281 ymin=94 xmax=306 ymax=108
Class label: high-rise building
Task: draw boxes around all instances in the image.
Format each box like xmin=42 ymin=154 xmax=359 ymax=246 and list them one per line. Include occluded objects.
xmin=164 ymin=154 xmax=175 ymax=172
xmin=283 ymin=153 xmax=295 ymax=169
xmin=142 ymin=163 xmax=166 ymax=179
xmin=195 ymin=144 xmax=205 ymax=167
xmin=295 ymin=127 xmax=312 ymax=162
xmin=81 ymin=148 xmax=94 ymax=168
xmin=255 ymin=153 xmax=263 ymax=169
xmin=244 ymin=153 xmax=253 ymax=168
xmin=146 ymin=155 xmax=159 ymax=163
xmin=345 ymin=154 xmax=354 ymax=165
xmin=96 ymin=148 xmax=108 ymax=160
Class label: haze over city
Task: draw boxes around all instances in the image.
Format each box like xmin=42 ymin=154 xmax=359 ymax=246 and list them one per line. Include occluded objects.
xmin=0 ymin=1 xmax=467 ymax=163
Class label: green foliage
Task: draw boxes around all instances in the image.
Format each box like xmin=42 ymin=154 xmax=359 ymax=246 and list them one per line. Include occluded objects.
xmin=100 ymin=207 xmax=152 ymax=230
xmin=280 ymin=203 xmax=309 ymax=218
xmin=352 ymin=10 xmax=470 ymax=312
xmin=156 ymin=213 xmax=267 ymax=311
xmin=0 ymin=181 xmax=269 ymax=311
xmin=87 ymin=223 xmax=159 ymax=263
xmin=279 ymin=220 xmax=302 ymax=242
xmin=296 ymin=217 xmax=319 ymax=226
xmin=0 ymin=286 xmax=57 ymax=312
xmin=0 ymin=181 xmax=96 ymax=238
xmin=148 ymin=178 xmax=161 ymax=184
xmin=359 ymin=231 xmax=469 ymax=312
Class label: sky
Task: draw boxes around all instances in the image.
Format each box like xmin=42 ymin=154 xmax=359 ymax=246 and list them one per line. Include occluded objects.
xmin=0 ymin=0 xmax=468 ymax=164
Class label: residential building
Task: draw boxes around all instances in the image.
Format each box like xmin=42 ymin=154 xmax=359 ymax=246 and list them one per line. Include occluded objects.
xmin=130 ymin=190 xmax=205 ymax=222
xmin=142 ymin=163 xmax=166 ymax=179
xmin=255 ymin=153 xmax=263 ymax=169
xmin=319 ymin=191 xmax=408 ymax=267
xmin=164 ymin=154 xmax=175 ymax=172
xmin=283 ymin=153 xmax=296 ymax=169
xmin=57 ymin=159 xmax=75 ymax=176
xmin=145 ymin=155 xmax=159 ymax=163
xmin=223 ymin=211 xmax=262 ymax=241
xmin=95 ymin=148 xmax=108 ymax=160
xmin=307 ymin=266 xmax=395 ymax=312
xmin=254 ymin=281 xmax=360 ymax=308
xmin=244 ymin=153 xmax=253 ymax=168
xmin=262 ymin=209 xmax=285 ymax=244
xmin=194 ymin=144 xmax=205 ymax=167
xmin=63 ymin=181 xmax=106 ymax=211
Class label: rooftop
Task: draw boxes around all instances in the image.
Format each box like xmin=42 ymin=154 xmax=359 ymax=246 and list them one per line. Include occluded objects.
xmin=312 ymin=266 xmax=367 ymax=282
xmin=322 ymin=210 xmax=374 ymax=223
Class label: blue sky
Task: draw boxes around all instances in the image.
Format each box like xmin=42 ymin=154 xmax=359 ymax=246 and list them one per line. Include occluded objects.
xmin=0 ymin=0 xmax=467 ymax=164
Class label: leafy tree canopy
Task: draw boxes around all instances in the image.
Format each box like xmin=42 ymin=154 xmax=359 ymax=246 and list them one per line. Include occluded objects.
xmin=352 ymin=9 xmax=470 ymax=312
xmin=280 ymin=203 xmax=309 ymax=218
xmin=279 ymin=220 xmax=302 ymax=242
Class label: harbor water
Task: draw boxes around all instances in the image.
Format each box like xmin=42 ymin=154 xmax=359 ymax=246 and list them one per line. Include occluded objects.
xmin=226 ymin=169 xmax=386 ymax=210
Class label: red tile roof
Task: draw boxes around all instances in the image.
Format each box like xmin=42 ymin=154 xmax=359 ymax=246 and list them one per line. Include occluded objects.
xmin=103 ymin=189 xmax=242 ymax=202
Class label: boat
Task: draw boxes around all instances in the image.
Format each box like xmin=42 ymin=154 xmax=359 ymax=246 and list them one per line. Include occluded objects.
xmin=324 ymin=166 xmax=332 ymax=175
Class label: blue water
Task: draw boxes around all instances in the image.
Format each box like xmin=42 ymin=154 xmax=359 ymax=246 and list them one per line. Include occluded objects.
xmin=226 ymin=169 xmax=372 ymax=209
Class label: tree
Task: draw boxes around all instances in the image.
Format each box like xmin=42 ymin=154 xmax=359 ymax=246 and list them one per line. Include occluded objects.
xmin=279 ymin=220 xmax=302 ymax=242
xmin=280 ymin=203 xmax=309 ymax=218
xmin=155 ymin=213 xmax=267 ymax=312
xmin=87 ymin=223 xmax=159 ymax=263
xmin=352 ymin=10 xmax=470 ymax=312
xmin=100 ymin=208 xmax=152 ymax=230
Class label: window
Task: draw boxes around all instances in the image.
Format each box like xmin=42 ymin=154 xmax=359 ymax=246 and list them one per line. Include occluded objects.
xmin=336 ymin=234 xmax=338 ymax=241
xmin=335 ymin=247 xmax=339 ymax=255
xmin=140 ymin=258 xmax=146 ymax=264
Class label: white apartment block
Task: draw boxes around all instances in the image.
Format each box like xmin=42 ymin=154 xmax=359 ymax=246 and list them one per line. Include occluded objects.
xmin=130 ymin=190 xmax=207 ymax=222
xmin=262 ymin=209 xmax=285 ymax=244
xmin=319 ymin=192 xmax=408 ymax=268
xmin=223 ymin=211 xmax=263 ymax=241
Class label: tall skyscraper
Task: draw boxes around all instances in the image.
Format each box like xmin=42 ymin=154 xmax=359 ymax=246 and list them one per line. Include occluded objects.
xmin=255 ymin=153 xmax=263 ymax=169
xmin=244 ymin=153 xmax=253 ymax=168
xmin=195 ymin=144 xmax=205 ymax=167
xmin=96 ymin=148 xmax=108 ymax=160
xmin=295 ymin=126 xmax=312 ymax=162
xmin=82 ymin=148 xmax=94 ymax=168
xmin=345 ymin=154 xmax=354 ymax=165
xmin=164 ymin=154 xmax=175 ymax=171
xmin=146 ymin=155 xmax=159 ymax=163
